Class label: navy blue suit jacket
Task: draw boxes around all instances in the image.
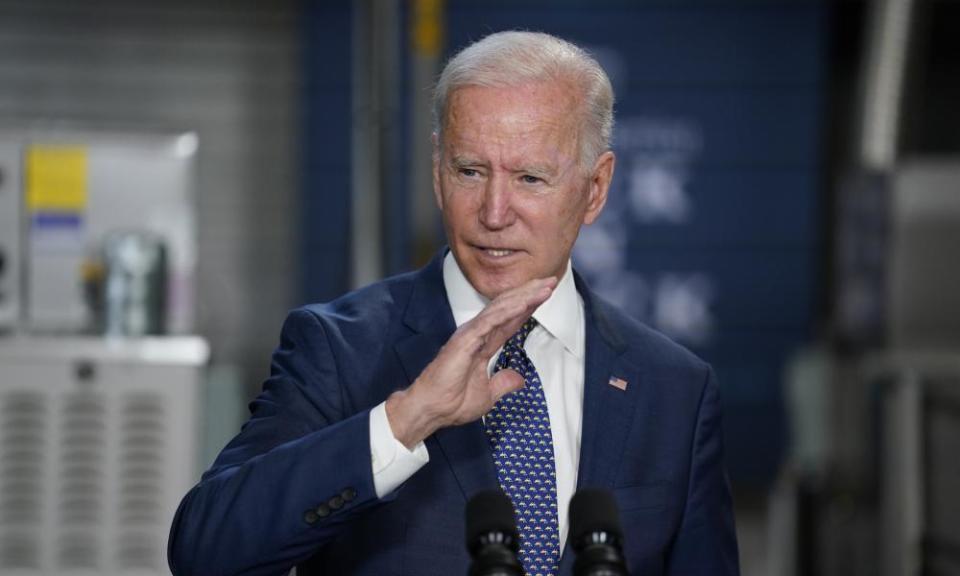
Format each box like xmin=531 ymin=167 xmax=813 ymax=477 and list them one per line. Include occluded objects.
xmin=168 ymin=253 xmax=739 ymax=575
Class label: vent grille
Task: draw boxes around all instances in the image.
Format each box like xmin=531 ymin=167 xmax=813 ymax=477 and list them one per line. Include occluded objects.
xmin=118 ymin=392 xmax=166 ymax=570
xmin=0 ymin=339 xmax=205 ymax=574
xmin=57 ymin=392 xmax=106 ymax=569
xmin=0 ymin=391 xmax=45 ymax=570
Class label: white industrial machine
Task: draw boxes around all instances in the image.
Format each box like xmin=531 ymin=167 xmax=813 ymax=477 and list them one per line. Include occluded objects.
xmin=0 ymin=125 xmax=198 ymax=335
xmin=0 ymin=125 xmax=210 ymax=575
xmin=0 ymin=336 xmax=208 ymax=575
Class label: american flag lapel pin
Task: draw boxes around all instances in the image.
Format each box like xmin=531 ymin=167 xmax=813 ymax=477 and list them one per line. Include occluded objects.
xmin=608 ymin=376 xmax=628 ymax=391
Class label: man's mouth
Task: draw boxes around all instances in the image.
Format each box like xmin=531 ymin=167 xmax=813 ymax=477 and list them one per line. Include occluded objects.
xmin=472 ymin=244 xmax=520 ymax=259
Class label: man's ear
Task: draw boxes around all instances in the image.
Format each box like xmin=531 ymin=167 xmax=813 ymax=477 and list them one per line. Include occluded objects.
xmin=432 ymin=131 xmax=444 ymax=210
xmin=583 ymin=150 xmax=615 ymax=225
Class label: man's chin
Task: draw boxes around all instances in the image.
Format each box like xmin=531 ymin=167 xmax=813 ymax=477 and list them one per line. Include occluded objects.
xmin=453 ymin=250 xmax=534 ymax=298
xmin=468 ymin=272 xmax=529 ymax=301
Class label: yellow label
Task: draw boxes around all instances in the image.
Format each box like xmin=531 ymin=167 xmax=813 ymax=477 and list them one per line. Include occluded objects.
xmin=412 ymin=0 xmax=444 ymax=57
xmin=26 ymin=146 xmax=88 ymax=212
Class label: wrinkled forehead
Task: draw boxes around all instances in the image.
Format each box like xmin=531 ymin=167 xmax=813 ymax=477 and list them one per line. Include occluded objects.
xmin=443 ymin=76 xmax=582 ymax=117
xmin=440 ymin=82 xmax=584 ymax=157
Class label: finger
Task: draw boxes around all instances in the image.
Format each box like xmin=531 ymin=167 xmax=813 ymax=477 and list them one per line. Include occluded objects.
xmin=475 ymin=283 xmax=555 ymax=356
xmin=470 ymin=278 xmax=555 ymax=340
xmin=451 ymin=277 xmax=557 ymax=359
xmin=480 ymin=279 xmax=557 ymax=351
xmin=489 ymin=369 xmax=525 ymax=403
xmin=478 ymin=314 xmax=530 ymax=357
xmin=481 ymin=277 xmax=555 ymax=324
xmin=499 ymin=276 xmax=556 ymax=311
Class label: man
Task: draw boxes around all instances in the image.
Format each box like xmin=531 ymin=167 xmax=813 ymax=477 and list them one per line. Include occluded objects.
xmin=169 ymin=31 xmax=739 ymax=576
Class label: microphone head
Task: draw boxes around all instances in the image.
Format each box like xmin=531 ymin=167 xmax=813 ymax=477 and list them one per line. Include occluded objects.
xmin=569 ymin=488 xmax=624 ymax=543
xmin=465 ymin=490 xmax=519 ymax=554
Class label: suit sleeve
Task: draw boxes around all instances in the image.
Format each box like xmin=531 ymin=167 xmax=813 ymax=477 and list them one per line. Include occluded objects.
xmin=168 ymin=308 xmax=387 ymax=576
xmin=666 ymin=367 xmax=741 ymax=575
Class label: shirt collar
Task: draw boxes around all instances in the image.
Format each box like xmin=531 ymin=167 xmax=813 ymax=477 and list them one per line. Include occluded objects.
xmin=442 ymin=251 xmax=584 ymax=359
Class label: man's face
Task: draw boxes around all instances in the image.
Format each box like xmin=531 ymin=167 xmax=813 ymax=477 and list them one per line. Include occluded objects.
xmin=433 ymin=80 xmax=614 ymax=299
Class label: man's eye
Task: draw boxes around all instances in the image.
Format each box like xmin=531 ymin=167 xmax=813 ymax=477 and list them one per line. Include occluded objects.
xmin=459 ymin=168 xmax=479 ymax=178
xmin=521 ymin=175 xmax=542 ymax=184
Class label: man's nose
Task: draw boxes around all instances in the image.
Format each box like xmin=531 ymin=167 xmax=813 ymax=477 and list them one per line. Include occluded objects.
xmin=478 ymin=176 xmax=515 ymax=230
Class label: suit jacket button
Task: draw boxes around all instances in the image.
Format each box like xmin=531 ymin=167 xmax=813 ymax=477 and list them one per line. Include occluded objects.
xmin=304 ymin=509 xmax=319 ymax=525
xmin=328 ymin=495 xmax=345 ymax=510
xmin=341 ymin=487 xmax=357 ymax=502
xmin=316 ymin=503 xmax=331 ymax=518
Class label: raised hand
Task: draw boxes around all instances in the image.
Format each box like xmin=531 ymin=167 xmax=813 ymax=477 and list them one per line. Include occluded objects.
xmin=385 ymin=276 xmax=557 ymax=448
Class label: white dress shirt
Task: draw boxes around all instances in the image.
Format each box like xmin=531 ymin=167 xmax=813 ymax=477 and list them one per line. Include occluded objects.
xmin=369 ymin=252 xmax=586 ymax=548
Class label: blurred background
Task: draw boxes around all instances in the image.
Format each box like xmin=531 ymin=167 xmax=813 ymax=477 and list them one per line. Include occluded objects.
xmin=0 ymin=0 xmax=958 ymax=574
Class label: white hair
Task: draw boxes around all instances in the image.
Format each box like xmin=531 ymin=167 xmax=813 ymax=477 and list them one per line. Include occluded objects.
xmin=432 ymin=30 xmax=615 ymax=169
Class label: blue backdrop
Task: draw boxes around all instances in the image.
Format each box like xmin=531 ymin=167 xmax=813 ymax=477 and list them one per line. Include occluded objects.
xmin=302 ymin=0 xmax=826 ymax=489
xmin=443 ymin=0 xmax=825 ymax=489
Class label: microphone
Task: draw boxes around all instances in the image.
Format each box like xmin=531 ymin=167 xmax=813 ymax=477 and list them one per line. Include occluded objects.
xmin=465 ymin=490 xmax=523 ymax=576
xmin=569 ymin=489 xmax=629 ymax=576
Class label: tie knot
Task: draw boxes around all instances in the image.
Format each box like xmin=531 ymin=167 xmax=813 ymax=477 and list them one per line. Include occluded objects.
xmin=507 ymin=317 xmax=538 ymax=349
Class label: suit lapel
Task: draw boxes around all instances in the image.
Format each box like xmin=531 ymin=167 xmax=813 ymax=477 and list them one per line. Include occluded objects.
xmin=391 ymin=261 xmax=643 ymax=518
xmin=393 ymin=252 xmax=498 ymax=500
xmin=575 ymin=275 xmax=641 ymax=491
xmin=560 ymin=275 xmax=641 ymax=573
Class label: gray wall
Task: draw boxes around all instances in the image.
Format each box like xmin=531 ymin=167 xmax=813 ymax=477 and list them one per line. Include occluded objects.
xmin=0 ymin=0 xmax=301 ymax=390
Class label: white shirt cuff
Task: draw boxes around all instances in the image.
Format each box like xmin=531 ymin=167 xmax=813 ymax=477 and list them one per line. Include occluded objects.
xmin=369 ymin=401 xmax=430 ymax=498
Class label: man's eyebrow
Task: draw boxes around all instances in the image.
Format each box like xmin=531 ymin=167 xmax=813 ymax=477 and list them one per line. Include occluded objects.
xmin=449 ymin=155 xmax=485 ymax=168
xmin=513 ymin=164 xmax=557 ymax=178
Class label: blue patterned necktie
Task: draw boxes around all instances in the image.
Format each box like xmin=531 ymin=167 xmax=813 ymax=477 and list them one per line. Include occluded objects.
xmin=484 ymin=318 xmax=560 ymax=576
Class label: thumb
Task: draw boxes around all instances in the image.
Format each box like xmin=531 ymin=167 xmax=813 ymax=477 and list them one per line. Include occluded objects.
xmin=489 ymin=369 xmax=525 ymax=403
